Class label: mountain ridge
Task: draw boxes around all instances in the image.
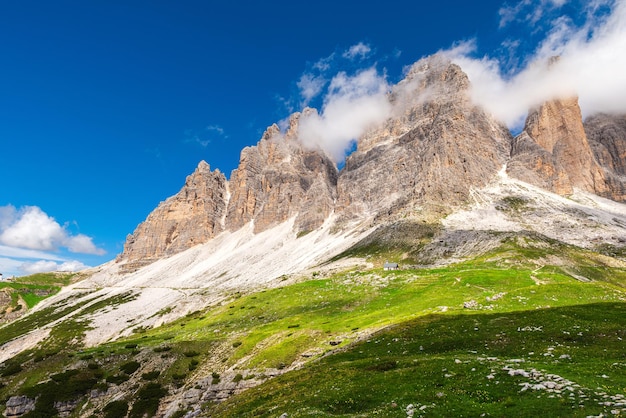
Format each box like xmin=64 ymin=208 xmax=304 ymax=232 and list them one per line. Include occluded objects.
xmin=1 ymin=53 xmax=625 ymax=418
xmin=117 ymin=55 xmax=626 ymax=270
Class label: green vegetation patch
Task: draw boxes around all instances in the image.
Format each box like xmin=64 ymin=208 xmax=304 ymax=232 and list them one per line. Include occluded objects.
xmin=129 ymin=383 xmax=168 ymax=418
xmin=209 ymin=302 xmax=626 ymax=417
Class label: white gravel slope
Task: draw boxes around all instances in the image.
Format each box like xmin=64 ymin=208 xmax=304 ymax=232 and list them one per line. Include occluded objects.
xmin=0 ymin=215 xmax=372 ymax=361
xmin=444 ymin=166 xmax=626 ymax=248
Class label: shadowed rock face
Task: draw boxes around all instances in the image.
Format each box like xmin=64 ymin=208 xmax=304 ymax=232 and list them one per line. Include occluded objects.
xmin=585 ymin=113 xmax=626 ymax=201
xmin=336 ymin=55 xmax=512 ymax=222
xmin=508 ymin=98 xmax=626 ymax=201
xmin=118 ymin=161 xmax=228 ymax=271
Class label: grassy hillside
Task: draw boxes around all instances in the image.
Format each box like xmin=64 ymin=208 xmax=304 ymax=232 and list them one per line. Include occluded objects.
xmin=0 ymin=272 xmax=74 ymax=325
xmin=0 ymin=238 xmax=624 ymax=417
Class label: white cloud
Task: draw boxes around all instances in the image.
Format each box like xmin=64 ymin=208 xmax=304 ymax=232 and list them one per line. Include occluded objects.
xmin=313 ymin=53 xmax=335 ymax=71
xmin=0 ymin=206 xmax=67 ymax=251
xmin=57 ymin=260 xmax=90 ymax=272
xmin=0 ymin=257 xmax=23 ymax=277
xmin=446 ymin=0 xmax=626 ymax=129
xmin=19 ymin=259 xmax=89 ymax=275
xmin=297 ymin=73 xmax=327 ymax=105
xmin=0 ymin=205 xmax=105 ymax=255
xmin=65 ymin=234 xmax=105 ymax=255
xmin=342 ymin=42 xmax=372 ymax=60
xmin=297 ymin=67 xmax=392 ymax=162
xmin=499 ymin=0 xmax=570 ymax=28
xmin=206 ymin=125 xmax=224 ymax=135
xmin=0 ymin=244 xmax=66 ymax=261
xmin=19 ymin=260 xmax=59 ymax=275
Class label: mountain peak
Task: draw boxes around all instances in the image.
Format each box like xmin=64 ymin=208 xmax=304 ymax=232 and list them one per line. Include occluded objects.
xmin=508 ymin=96 xmax=626 ymax=200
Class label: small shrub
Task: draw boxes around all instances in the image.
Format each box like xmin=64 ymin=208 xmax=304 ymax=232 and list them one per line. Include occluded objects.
xmin=211 ymin=372 xmax=220 ymax=385
xmin=170 ymin=409 xmax=188 ymax=418
xmin=366 ymin=360 xmax=398 ymax=372
xmin=103 ymin=400 xmax=128 ymax=418
xmin=188 ymin=359 xmax=199 ymax=371
xmin=125 ymin=343 xmax=138 ymax=349
xmin=1 ymin=362 xmax=23 ymax=377
xmin=50 ymin=369 xmax=79 ymax=383
xmin=142 ymin=371 xmax=160 ymax=380
xmin=233 ymin=373 xmax=243 ymax=383
xmin=129 ymin=383 xmax=168 ymax=418
xmin=93 ymin=382 xmax=108 ymax=392
xmin=106 ymin=374 xmax=130 ymax=385
xmin=119 ymin=360 xmax=141 ymax=375
xmin=87 ymin=362 xmax=100 ymax=370
xmin=232 ymin=341 xmax=242 ymax=348
xmin=153 ymin=345 xmax=171 ymax=353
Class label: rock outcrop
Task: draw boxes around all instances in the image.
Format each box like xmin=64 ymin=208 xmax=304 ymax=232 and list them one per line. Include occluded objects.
xmin=4 ymin=396 xmax=35 ymax=417
xmin=508 ymin=98 xmax=626 ymax=201
xmin=118 ymin=161 xmax=228 ymax=272
xmin=225 ymin=112 xmax=338 ymax=234
xmin=585 ymin=113 xmax=626 ymax=200
xmin=336 ymin=55 xmax=512 ymax=222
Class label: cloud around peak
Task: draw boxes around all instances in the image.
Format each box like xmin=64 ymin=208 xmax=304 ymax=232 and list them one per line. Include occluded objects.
xmin=283 ymin=1 xmax=626 ymax=163
xmin=297 ymin=67 xmax=392 ymax=162
xmin=446 ymin=0 xmax=626 ymax=129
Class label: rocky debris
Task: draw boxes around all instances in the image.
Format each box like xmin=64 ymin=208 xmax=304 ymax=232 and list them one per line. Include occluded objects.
xmin=225 ymin=112 xmax=338 ymax=234
xmin=117 ymin=161 xmax=228 ymax=272
xmin=4 ymin=396 xmax=35 ymax=417
xmin=177 ymin=371 xmax=268 ymax=407
xmin=54 ymin=399 xmax=80 ymax=417
xmin=336 ymin=55 xmax=511 ymax=222
xmin=508 ymin=97 xmax=625 ymax=201
xmin=0 ymin=290 xmax=27 ymax=324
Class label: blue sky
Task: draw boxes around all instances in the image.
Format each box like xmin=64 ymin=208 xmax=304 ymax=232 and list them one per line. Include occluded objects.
xmin=1 ymin=0 xmax=624 ymax=277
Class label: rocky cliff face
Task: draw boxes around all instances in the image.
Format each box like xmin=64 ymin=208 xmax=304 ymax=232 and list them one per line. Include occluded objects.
xmin=508 ymin=98 xmax=626 ymax=201
xmin=118 ymin=161 xmax=228 ymax=272
xmin=117 ymin=55 xmax=626 ymax=269
xmin=225 ymin=112 xmax=338 ymax=234
xmin=336 ymin=55 xmax=512 ymax=222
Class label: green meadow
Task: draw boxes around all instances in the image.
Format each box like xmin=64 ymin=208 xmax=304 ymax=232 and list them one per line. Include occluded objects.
xmin=0 ymin=240 xmax=624 ymax=417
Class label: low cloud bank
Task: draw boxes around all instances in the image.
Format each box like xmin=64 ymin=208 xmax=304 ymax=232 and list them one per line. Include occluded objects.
xmin=446 ymin=0 xmax=626 ymax=129
xmin=297 ymin=67 xmax=392 ymax=162
xmin=288 ymin=1 xmax=626 ymax=160
xmin=0 ymin=205 xmax=105 ymax=255
xmin=0 ymin=205 xmax=104 ymax=276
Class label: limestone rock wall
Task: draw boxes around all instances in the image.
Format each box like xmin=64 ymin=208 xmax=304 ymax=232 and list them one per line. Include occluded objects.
xmin=336 ymin=55 xmax=512 ymax=222
xmin=225 ymin=113 xmax=338 ymax=234
xmin=508 ymin=98 xmax=625 ymax=201
xmin=118 ymin=161 xmax=228 ymax=271
xmin=117 ymin=55 xmax=626 ymax=270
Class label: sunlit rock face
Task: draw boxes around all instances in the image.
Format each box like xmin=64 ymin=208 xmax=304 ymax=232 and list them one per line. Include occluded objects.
xmin=117 ymin=56 xmax=626 ymax=270
xmin=508 ymin=98 xmax=626 ymax=201
xmin=336 ymin=55 xmax=512 ymax=223
xmin=118 ymin=161 xmax=228 ymax=272
xmin=225 ymin=112 xmax=338 ymax=234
